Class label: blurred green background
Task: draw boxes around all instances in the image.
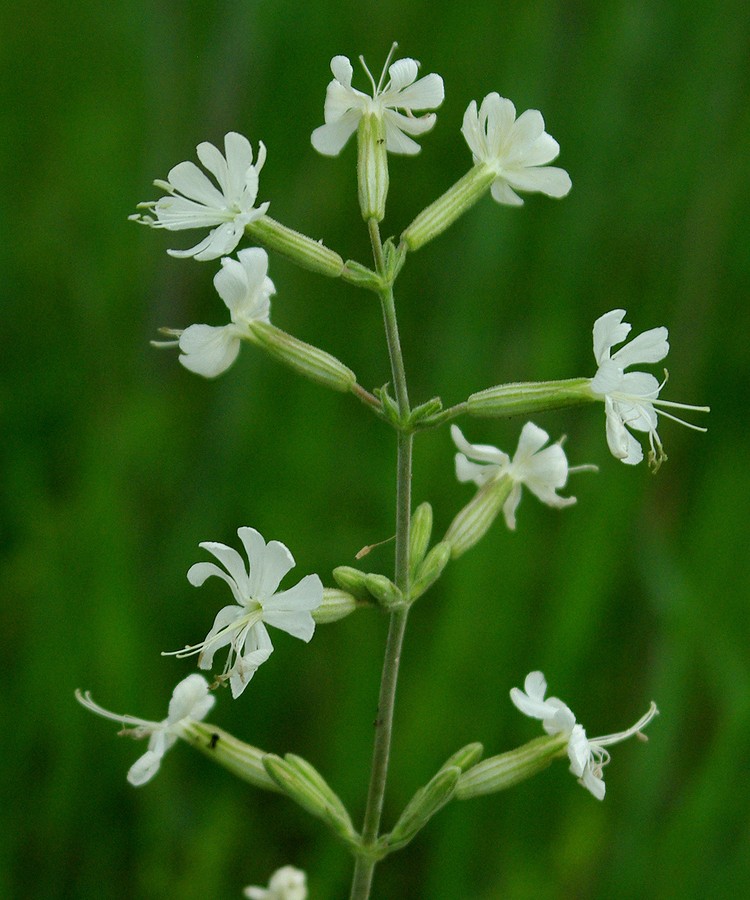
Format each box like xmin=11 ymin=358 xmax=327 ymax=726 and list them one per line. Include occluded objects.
xmin=2 ymin=0 xmax=748 ymax=897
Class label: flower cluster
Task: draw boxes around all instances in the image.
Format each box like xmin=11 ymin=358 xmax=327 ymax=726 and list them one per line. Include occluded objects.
xmin=510 ymin=671 xmax=659 ymax=799
xmin=74 ymin=45 xmax=707 ymax=896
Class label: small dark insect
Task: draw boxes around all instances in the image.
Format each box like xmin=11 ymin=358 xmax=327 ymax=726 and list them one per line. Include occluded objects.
xmin=209 ymin=733 xmax=220 ymax=749
xmin=377 ymin=138 xmax=385 ymax=145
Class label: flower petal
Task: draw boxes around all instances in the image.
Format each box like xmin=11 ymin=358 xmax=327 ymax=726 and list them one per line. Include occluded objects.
xmin=390 ymin=72 xmax=445 ymax=109
xmin=490 ymin=178 xmax=524 ymax=206
xmin=612 ymin=326 xmax=669 ymax=368
xmin=502 ymin=481 xmax=523 ymax=529
xmin=451 ymin=425 xmax=510 ymax=466
xmin=127 ymin=750 xmax=163 ymax=786
xmin=223 ymin=132 xmax=256 ymax=200
xmin=195 ymin=540 xmax=250 ymax=596
xmin=236 ymin=527 xmax=268 ymax=592
xmin=255 ymin=539 xmax=297 ymax=598
xmin=386 ymin=57 xmax=419 ymax=91
xmin=167 ymin=161 xmax=228 ymax=208
xmin=513 ymin=421 xmax=551 ymax=462
xmin=311 ymin=111 xmax=361 ymax=155
xmin=592 ymin=309 xmax=629 ymax=364
xmin=330 ymin=55 xmax=354 ymax=88
xmin=382 ymin=117 xmax=424 ymax=155
xmin=263 ymin=574 xmax=323 ymax=641
xmin=503 ymin=165 xmax=572 ymax=198
xmin=178 ymin=324 xmax=242 ymax=377
xmin=167 ymin=674 xmax=215 ymax=723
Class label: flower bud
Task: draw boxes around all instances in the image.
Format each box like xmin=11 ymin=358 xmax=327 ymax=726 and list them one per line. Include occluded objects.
xmin=409 ymin=502 xmax=434 ymax=577
xmin=179 ymin=721 xmax=279 ymax=793
xmin=456 ymin=733 xmax=568 ymax=799
xmin=245 ymin=216 xmax=344 ymax=278
xmin=313 ymin=588 xmax=358 ymax=624
xmin=263 ymin=753 xmax=356 ymax=844
xmin=332 ymin=566 xmax=372 ymax=601
xmin=443 ymin=477 xmax=512 ymax=559
xmin=364 ymin=573 xmax=404 ymax=610
xmin=357 ymin=113 xmax=389 ymax=222
xmin=409 ymin=541 xmax=451 ymax=602
xmin=438 ymin=742 xmax=484 ymax=774
xmin=467 ymin=378 xmax=594 ymax=418
xmin=401 ymin=164 xmax=496 ymax=252
xmin=248 ymin=321 xmax=356 ymax=392
xmin=385 ymin=766 xmax=460 ymax=852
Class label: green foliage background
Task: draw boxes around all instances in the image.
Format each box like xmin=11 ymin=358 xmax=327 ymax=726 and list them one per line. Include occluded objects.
xmin=2 ymin=0 xmax=748 ymax=897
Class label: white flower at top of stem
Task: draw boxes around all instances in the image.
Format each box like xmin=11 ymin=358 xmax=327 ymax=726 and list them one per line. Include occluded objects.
xmin=244 ymin=866 xmax=308 ymax=900
xmin=165 ymin=527 xmax=323 ymax=699
xmin=154 ymin=247 xmax=275 ymax=379
xmin=451 ymin=422 xmax=595 ymax=530
xmin=311 ymin=44 xmax=445 ymax=156
xmin=461 ymin=93 xmax=572 ymax=206
xmin=588 ymin=308 xmax=709 ymax=469
xmin=130 ymin=132 xmax=269 ymax=261
xmin=75 ymin=674 xmax=215 ymax=786
xmin=511 ymin=670 xmax=659 ymax=800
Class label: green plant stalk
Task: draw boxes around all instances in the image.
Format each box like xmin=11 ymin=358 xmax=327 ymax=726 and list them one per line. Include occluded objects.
xmin=349 ymin=222 xmax=414 ymax=900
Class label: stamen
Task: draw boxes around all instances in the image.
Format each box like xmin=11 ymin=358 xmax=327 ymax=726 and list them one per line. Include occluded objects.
xmin=593 ymin=702 xmax=659 ymax=747
xmin=75 ymin=689 xmax=156 ymax=730
xmin=376 ymin=41 xmax=399 ymax=93
xmin=652 ymin=405 xmax=709 ymax=432
xmin=358 ymin=55 xmax=378 ymax=95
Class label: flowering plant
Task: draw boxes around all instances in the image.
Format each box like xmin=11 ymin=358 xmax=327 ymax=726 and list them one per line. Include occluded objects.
xmin=78 ymin=43 xmax=708 ymax=897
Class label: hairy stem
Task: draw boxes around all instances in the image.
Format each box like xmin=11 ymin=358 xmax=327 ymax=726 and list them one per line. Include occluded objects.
xmin=349 ymin=221 xmax=413 ymax=900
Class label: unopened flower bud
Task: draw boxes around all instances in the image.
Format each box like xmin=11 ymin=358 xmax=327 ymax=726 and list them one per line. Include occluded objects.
xmin=409 ymin=541 xmax=451 ymax=602
xmin=438 ymin=742 xmax=484 ymax=774
xmin=386 ymin=766 xmax=460 ymax=851
xmin=409 ymin=502 xmax=433 ymax=576
xmin=263 ymin=753 xmax=356 ymax=844
xmin=248 ymin=321 xmax=356 ymax=392
xmin=365 ymin=573 xmax=404 ymax=609
xmin=332 ymin=566 xmax=372 ymax=601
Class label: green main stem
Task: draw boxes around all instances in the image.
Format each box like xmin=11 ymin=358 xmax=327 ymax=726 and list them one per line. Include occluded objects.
xmin=349 ymin=222 xmax=414 ymax=900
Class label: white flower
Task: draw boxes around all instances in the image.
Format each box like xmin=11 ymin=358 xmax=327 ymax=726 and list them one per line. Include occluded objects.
xmin=166 ymin=527 xmax=323 ymax=698
xmin=311 ymin=45 xmax=444 ymax=156
xmin=244 ymin=866 xmax=308 ymax=900
xmin=155 ymin=247 xmax=275 ymax=378
xmin=461 ymin=93 xmax=571 ymax=206
xmin=130 ymin=132 xmax=269 ymax=261
xmin=511 ymin=670 xmax=659 ymax=800
xmin=589 ymin=309 xmax=709 ymax=468
xmin=75 ymin=674 xmax=215 ymax=786
xmin=451 ymin=422 xmax=594 ymax=530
